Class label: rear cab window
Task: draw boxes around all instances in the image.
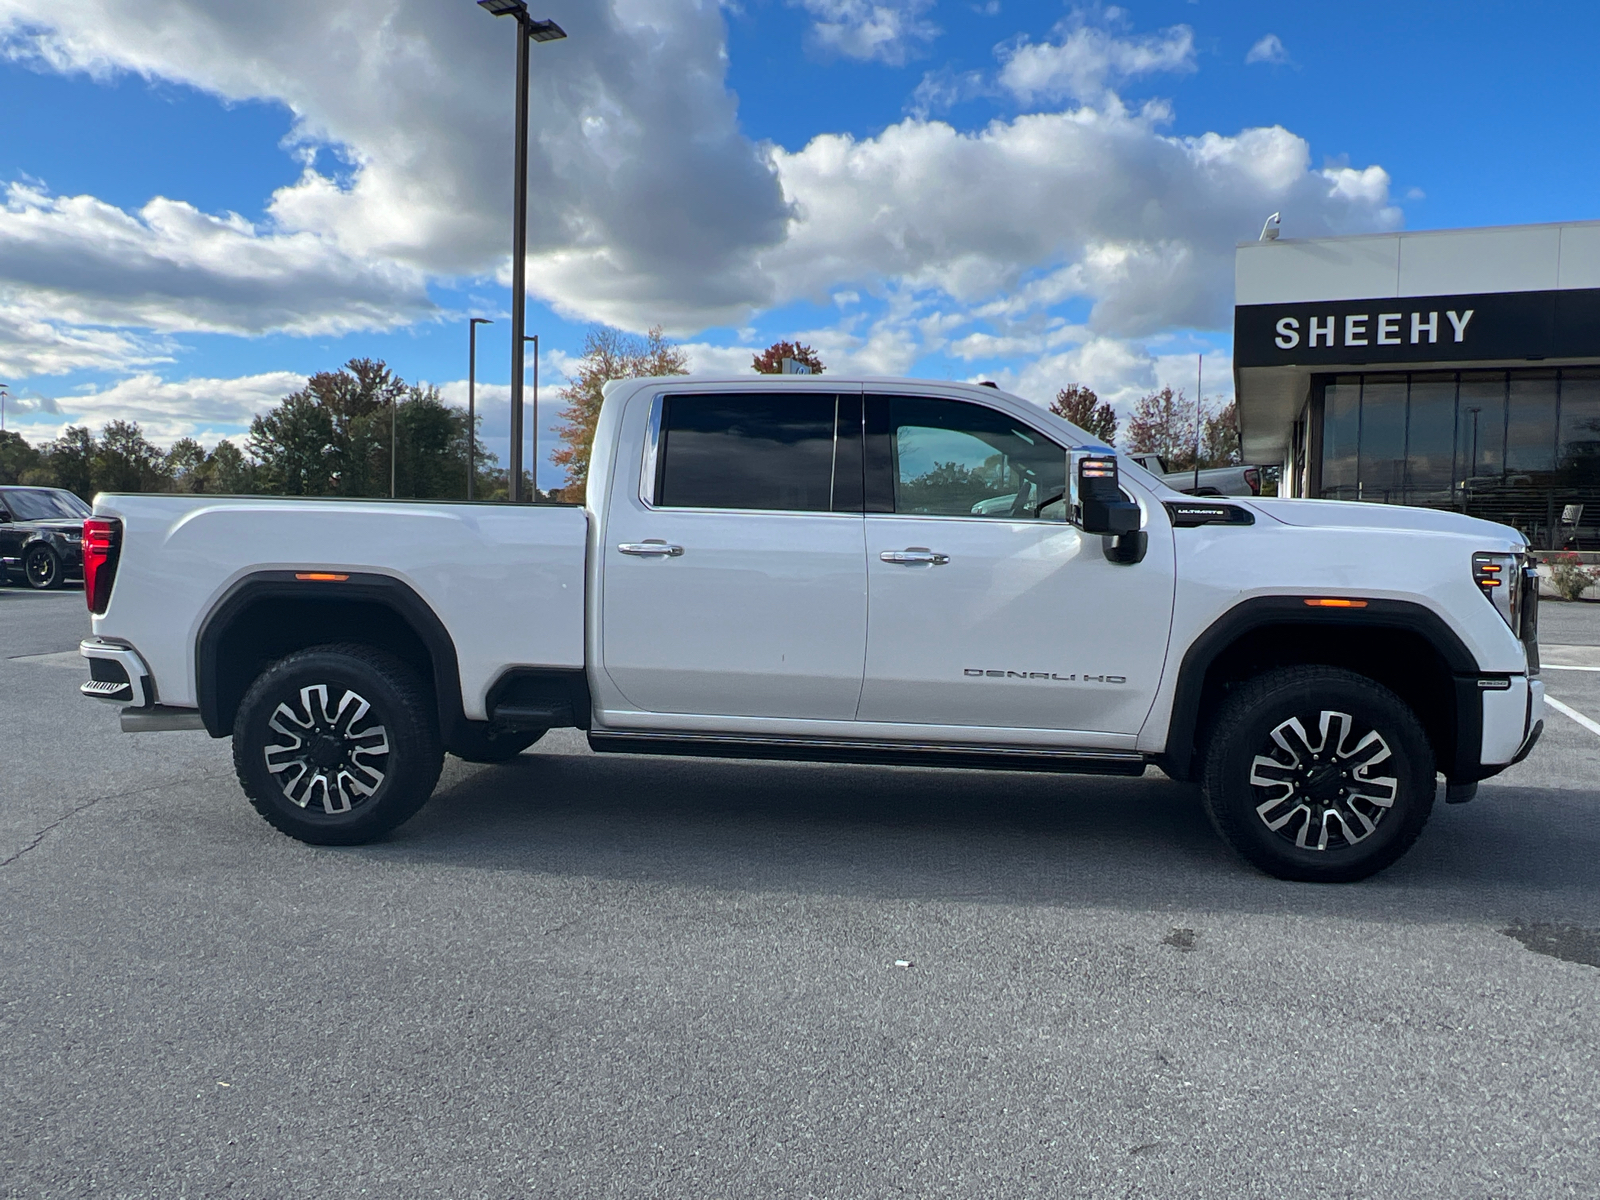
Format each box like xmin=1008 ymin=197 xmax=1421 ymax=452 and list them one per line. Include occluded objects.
xmin=650 ymin=393 xmax=863 ymax=513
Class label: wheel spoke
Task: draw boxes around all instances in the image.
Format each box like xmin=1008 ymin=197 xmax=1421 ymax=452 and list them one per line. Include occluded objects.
xmin=1252 ymin=707 xmax=1399 ymax=852
xmin=261 ymin=681 xmax=388 ymax=817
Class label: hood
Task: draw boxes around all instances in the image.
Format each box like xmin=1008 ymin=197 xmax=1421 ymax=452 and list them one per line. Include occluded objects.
xmin=1246 ymin=498 xmax=1523 ymax=544
xmin=22 ymin=518 xmax=85 ymax=535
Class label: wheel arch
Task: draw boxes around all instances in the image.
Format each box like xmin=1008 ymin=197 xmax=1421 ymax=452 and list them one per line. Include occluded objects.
xmin=1159 ymin=596 xmax=1483 ymax=785
xmin=196 ymin=571 xmax=465 ymax=742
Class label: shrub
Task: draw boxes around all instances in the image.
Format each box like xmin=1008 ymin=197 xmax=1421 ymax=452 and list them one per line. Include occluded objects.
xmin=1549 ymin=552 xmax=1600 ymax=602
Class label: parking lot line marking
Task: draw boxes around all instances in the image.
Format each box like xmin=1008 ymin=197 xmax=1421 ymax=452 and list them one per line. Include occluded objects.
xmin=1543 ymin=664 xmax=1600 ymax=672
xmin=1546 ymin=696 xmax=1600 ymax=739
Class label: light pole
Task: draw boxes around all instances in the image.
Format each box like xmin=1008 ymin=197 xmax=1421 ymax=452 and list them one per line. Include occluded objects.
xmin=468 ymin=317 xmax=493 ymax=499
xmin=523 ymin=334 xmax=539 ymax=501
xmin=0 ymin=383 xmax=9 ymax=433
xmin=478 ymin=0 xmax=566 ymax=502
xmin=390 ymin=391 xmax=398 ymax=499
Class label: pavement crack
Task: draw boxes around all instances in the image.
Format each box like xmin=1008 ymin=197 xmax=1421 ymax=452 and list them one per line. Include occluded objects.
xmin=0 ymin=777 xmax=211 ymax=868
xmin=0 ymin=797 xmax=106 ymax=867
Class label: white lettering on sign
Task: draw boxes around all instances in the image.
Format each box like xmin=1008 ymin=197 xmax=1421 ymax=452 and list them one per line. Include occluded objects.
xmin=1272 ymin=307 xmax=1475 ymax=352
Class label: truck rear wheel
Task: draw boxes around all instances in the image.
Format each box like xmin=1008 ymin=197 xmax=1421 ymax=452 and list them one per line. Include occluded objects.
xmin=232 ymin=644 xmax=443 ymax=846
xmin=1200 ymin=666 xmax=1435 ymax=883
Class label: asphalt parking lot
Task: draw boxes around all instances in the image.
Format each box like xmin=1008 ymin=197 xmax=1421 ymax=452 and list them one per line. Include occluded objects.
xmin=3 ymin=588 xmax=1599 ymax=1198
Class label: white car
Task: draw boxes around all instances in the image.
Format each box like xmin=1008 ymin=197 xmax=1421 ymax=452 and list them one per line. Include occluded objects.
xmin=78 ymin=376 xmax=1543 ymax=882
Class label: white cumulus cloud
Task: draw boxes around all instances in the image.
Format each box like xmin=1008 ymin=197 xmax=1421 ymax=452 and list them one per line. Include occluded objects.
xmin=0 ymin=182 xmax=433 ymax=337
xmin=16 ymin=371 xmax=305 ymax=445
xmin=998 ymin=20 xmax=1195 ymax=105
xmin=791 ymin=0 xmax=940 ymax=65
xmin=0 ymin=0 xmax=791 ymax=334
xmin=1245 ymin=34 xmax=1290 ymax=66
xmin=766 ymin=106 xmax=1400 ymax=339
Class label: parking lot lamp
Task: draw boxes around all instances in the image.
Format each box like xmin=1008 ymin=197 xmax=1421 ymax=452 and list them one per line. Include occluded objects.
xmin=477 ymin=0 xmax=566 ymax=502
xmin=468 ymin=318 xmax=493 ymax=499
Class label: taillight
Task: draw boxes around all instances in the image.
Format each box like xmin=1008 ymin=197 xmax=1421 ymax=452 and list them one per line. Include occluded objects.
xmin=83 ymin=518 xmax=121 ymax=615
xmin=1244 ymin=467 xmax=1261 ymax=495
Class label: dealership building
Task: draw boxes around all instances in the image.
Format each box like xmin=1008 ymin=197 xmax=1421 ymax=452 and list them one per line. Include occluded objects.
xmin=1234 ymin=219 xmax=1600 ymax=548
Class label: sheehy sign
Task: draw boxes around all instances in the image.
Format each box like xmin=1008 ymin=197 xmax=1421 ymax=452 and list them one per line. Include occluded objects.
xmin=1233 ymin=287 xmax=1600 ymax=369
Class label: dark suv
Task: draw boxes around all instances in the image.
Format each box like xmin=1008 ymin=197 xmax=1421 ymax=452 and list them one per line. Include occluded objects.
xmin=0 ymin=486 xmax=90 ymax=589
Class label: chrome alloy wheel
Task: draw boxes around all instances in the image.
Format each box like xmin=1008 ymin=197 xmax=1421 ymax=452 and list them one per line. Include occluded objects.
xmin=1248 ymin=710 xmax=1399 ymax=851
xmin=262 ymin=684 xmax=390 ymax=815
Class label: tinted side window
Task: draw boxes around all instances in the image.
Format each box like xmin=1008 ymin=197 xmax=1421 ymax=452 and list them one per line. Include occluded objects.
xmin=657 ymin=394 xmax=840 ymax=512
xmin=887 ymin=397 xmax=1067 ymax=520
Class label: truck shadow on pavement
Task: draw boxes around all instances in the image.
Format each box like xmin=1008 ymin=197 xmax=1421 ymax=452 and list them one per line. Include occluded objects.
xmin=376 ymin=737 xmax=1600 ymax=926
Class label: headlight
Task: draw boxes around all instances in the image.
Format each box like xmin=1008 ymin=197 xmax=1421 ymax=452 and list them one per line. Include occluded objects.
xmin=1472 ymin=552 xmax=1521 ymax=631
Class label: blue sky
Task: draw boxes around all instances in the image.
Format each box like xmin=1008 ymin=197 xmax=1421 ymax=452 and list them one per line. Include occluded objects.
xmin=1 ymin=1 xmax=1596 ymax=488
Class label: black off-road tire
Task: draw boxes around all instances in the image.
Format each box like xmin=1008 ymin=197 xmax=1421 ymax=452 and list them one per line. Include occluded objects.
xmin=448 ymin=724 xmax=544 ymax=763
xmin=232 ymin=643 xmax=443 ymax=846
xmin=24 ymin=544 xmax=63 ymax=589
xmin=1200 ymin=666 xmax=1436 ymax=883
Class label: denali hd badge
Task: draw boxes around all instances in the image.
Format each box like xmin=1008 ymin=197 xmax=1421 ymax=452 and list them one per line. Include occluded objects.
xmin=964 ymin=669 xmax=1127 ymax=683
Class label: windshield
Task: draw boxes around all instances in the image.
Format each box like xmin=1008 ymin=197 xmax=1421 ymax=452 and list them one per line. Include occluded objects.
xmin=4 ymin=489 xmax=91 ymax=521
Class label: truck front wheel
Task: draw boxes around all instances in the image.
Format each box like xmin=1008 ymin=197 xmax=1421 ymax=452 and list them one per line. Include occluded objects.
xmin=1200 ymin=666 xmax=1436 ymax=883
xmin=232 ymin=644 xmax=443 ymax=846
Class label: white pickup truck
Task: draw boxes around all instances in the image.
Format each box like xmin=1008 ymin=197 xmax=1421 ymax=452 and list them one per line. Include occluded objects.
xmin=1128 ymin=452 xmax=1266 ymax=498
xmin=78 ymin=376 xmax=1544 ymax=882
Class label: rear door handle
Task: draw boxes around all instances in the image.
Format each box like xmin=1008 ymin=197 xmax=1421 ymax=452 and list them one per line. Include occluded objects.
xmin=880 ymin=547 xmax=950 ymax=565
xmin=619 ymin=541 xmax=684 ymax=558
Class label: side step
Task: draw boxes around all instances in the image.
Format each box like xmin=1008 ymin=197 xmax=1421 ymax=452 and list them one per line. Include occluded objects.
xmin=490 ymin=702 xmax=570 ymax=732
xmin=587 ymin=731 xmax=1148 ymax=776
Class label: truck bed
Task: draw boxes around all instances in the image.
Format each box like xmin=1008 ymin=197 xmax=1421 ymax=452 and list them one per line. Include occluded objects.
xmin=89 ymin=495 xmax=588 ymax=720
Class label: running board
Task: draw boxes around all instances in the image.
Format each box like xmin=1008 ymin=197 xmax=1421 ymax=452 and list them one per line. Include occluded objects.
xmin=587 ymin=731 xmax=1148 ymax=776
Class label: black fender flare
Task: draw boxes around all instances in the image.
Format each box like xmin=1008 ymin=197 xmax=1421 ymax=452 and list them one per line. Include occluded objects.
xmin=195 ymin=570 xmax=466 ymax=741
xmin=1159 ymin=595 xmax=1484 ymax=783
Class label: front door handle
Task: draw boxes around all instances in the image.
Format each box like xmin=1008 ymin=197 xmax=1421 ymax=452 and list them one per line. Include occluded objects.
xmin=619 ymin=540 xmax=684 ymax=558
xmin=880 ymin=547 xmax=950 ymax=566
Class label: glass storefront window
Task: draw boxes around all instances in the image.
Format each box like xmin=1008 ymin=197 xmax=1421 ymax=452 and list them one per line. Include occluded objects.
xmin=1506 ymin=372 xmax=1558 ymax=474
xmin=1557 ymin=370 xmax=1600 ymax=548
xmin=1314 ymin=366 xmax=1600 ymax=547
xmin=1404 ymin=373 xmax=1457 ymax=505
xmin=1321 ymin=376 xmax=1360 ymax=500
xmin=1457 ymin=372 xmax=1507 ymax=484
xmin=1357 ymin=375 xmax=1407 ymax=503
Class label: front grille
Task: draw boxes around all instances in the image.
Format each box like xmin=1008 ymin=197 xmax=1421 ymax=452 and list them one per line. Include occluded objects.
xmin=1521 ymin=558 xmax=1540 ymax=674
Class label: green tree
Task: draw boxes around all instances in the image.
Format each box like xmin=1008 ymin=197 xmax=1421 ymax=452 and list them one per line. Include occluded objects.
xmin=94 ymin=420 xmax=172 ymax=494
xmin=392 ymin=384 xmax=490 ymax=499
xmin=751 ymin=341 xmax=825 ymax=375
xmin=166 ymin=437 xmax=212 ymax=492
xmin=249 ymin=391 xmax=336 ymax=495
xmin=1048 ymin=385 xmax=1118 ymax=444
xmin=207 ymin=440 xmax=259 ymax=494
xmin=42 ymin=427 xmax=97 ymax=500
xmin=553 ymin=326 xmax=688 ymax=498
xmin=0 ymin=430 xmax=42 ymax=485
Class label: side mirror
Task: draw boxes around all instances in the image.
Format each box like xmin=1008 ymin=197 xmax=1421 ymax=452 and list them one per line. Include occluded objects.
xmin=1069 ymin=451 xmax=1139 ymax=535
